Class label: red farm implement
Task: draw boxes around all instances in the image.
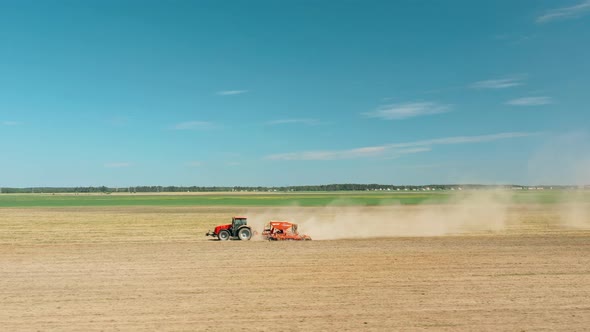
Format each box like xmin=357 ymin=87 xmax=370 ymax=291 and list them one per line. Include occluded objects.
xmin=261 ymin=221 xmax=312 ymax=241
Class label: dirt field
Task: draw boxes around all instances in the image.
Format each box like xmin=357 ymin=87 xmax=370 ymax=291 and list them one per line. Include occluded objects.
xmin=1 ymin=206 xmax=589 ymax=331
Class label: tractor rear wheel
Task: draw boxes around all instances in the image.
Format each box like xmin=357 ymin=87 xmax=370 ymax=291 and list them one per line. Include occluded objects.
xmin=218 ymin=230 xmax=230 ymax=241
xmin=237 ymin=227 xmax=252 ymax=241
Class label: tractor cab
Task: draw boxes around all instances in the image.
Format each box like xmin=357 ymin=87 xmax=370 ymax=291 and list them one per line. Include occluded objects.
xmin=232 ymin=216 xmax=248 ymax=229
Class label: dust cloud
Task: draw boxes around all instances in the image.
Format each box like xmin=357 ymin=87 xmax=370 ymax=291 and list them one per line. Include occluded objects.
xmin=559 ymin=196 xmax=590 ymax=230
xmin=246 ymin=190 xmax=513 ymax=240
xmin=528 ymin=131 xmax=590 ymax=230
xmin=242 ymin=130 xmax=590 ymax=240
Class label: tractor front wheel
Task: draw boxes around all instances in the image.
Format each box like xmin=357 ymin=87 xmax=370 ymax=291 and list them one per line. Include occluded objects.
xmin=237 ymin=227 xmax=252 ymax=241
xmin=218 ymin=230 xmax=230 ymax=241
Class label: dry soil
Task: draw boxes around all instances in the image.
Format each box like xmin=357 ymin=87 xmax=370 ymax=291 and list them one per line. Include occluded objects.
xmin=1 ymin=206 xmax=589 ymax=331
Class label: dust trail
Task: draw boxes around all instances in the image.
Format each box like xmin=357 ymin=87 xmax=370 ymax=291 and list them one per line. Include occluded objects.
xmin=528 ymin=131 xmax=590 ymax=230
xmin=560 ymin=204 xmax=590 ymax=229
xmin=559 ymin=193 xmax=590 ymax=229
xmin=247 ymin=190 xmax=512 ymax=240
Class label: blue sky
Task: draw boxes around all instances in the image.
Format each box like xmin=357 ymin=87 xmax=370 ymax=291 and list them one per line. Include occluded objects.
xmin=1 ymin=0 xmax=589 ymax=187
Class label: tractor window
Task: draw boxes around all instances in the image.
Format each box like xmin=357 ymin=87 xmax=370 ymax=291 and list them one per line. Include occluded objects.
xmin=233 ymin=218 xmax=247 ymax=228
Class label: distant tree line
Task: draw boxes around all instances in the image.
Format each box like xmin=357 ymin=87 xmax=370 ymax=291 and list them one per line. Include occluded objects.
xmin=0 ymin=183 xmax=583 ymax=194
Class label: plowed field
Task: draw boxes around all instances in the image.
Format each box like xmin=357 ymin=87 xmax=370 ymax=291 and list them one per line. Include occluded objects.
xmin=1 ymin=205 xmax=589 ymax=331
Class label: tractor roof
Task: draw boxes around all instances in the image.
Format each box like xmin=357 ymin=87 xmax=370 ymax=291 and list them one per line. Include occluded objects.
xmin=233 ymin=216 xmax=247 ymax=219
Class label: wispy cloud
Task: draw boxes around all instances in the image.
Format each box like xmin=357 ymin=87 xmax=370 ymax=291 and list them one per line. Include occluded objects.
xmin=471 ymin=77 xmax=525 ymax=89
xmin=506 ymin=96 xmax=553 ymax=106
xmin=173 ymin=121 xmax=213 ymax=130
xmin=266 ymin=146 xmax=427 ymax=161
xmin=2 ymin=121 xmax=20 ymax=126
xmin=265 ymin=118 xmax=320 ymax=126
xmin=104 ymin=162 xmax=132 ymax=168
xmin=388 ymin=132 xmax=537 ymax=147
xmin=266 ymin=132 xmax=537 ymax=161
xmin=537 ymin=0 xmax=590 ymax=23
xmin=363 ymin=102 xmax=451 ymax=120
xmin=216 ymin=90 xmax=248 ymax=96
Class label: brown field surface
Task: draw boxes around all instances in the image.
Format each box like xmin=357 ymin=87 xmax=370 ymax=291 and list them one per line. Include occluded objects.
xmin=1 ymin=205 xmax=590 ymax=331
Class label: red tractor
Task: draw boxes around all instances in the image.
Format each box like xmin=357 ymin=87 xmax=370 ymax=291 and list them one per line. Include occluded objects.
xmin=261 ymin=221 xmax=312 ymax=241
xmin=206 ymin=216 xmax=253 ymax=241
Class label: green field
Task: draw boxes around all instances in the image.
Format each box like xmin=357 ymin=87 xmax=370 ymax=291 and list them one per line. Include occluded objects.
xmin=0 ymin=190 xmax=588 ymax=207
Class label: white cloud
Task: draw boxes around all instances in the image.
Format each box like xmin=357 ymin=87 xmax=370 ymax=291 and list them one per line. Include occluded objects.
xmin=216 ymin=90 xmax=248 ymax=96
xmin=363 ymin=102 xmax=450 ymax=120
xmin=173 ymin=121 xmax=213 ymax=130
xmin=266 ymin=146 xmax=430 ymax=161
xmin=388 ymin=132 xmax=537 ymax=148
xmin=471 ymin=77 xmax=524 ymax=89
xmin=2 ymin=121 xmax=20 ymax=126
xmin=506 ymin=97 xmax=553 ymax=106
xmin=537 ymin=0 xmax=590 ymax=23
xmin=265 ymin=118 xmax=320 ymax=126
xmin=104 ymin=162 xmax=132 ymax=168
xmin=266 ymin=132 xmax=537 ymax=161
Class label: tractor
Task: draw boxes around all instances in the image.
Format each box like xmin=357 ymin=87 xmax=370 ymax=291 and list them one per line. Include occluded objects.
xmin=206 ymin=216 xmax=253 ymax=241
xmin=261 ymin=221 xmax=312 ymax=241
